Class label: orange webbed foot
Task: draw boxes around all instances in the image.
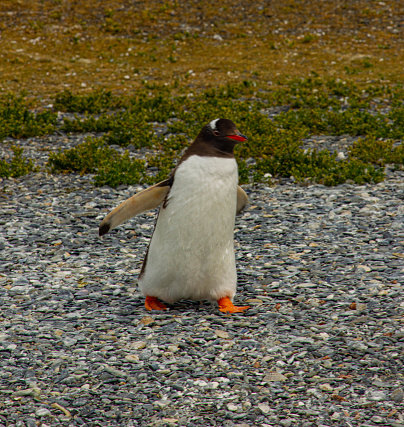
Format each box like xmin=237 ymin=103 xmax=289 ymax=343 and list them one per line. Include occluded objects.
xmin=145 ymin=296 xmax=167 ymax=311
xmin=217 ymin=297 xmax=250 ymax=314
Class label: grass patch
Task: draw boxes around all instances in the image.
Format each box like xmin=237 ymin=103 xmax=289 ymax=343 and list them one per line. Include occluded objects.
xmin=0 ymin=145 xmax=38 ymax=178
xmin=47 ymin=137 xmax=145 ymax=187
xmin=2 ymin=77 xmax=403 ymax=187
xmin=349 ymin=137 xmax=404 ymax=167
xmin=0 ymin=94 xmax=56 ymax=139
xmin=290 ymin=151 xmax=384 ymax=186
xmin=54 ymin=89 xmax=123 ymax=114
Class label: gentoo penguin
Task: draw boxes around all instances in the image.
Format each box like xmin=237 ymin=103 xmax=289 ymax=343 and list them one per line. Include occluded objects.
xmin=99 ymin=118 xmax=250 ymax=314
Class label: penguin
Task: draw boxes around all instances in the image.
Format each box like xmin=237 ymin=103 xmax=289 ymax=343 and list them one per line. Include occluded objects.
xmin=99 ymin=118 xmax=250 ymax=314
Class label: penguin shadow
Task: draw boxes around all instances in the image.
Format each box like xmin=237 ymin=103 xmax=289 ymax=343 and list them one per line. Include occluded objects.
xmin=165 ymin=300 xmax=212 ymax=314
xmin=152 ymin=300 xmax=253 ymax=315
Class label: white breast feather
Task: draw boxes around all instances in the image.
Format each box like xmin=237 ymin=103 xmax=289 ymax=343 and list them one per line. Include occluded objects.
xmin=139 ymin=155 xmax=238 ymax=303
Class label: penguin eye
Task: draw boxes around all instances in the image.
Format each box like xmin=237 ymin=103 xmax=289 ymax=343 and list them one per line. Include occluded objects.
xmin=213 ymin=130 xmax=220 ymax=136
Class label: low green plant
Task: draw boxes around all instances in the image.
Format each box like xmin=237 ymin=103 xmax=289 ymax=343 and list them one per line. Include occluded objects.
xmin=273 ymin=107 xmax=393 ymax=137
xmin=48 ymin=137 xmax=145 ymax=187
xmin=94 ymin=151 xmax=145 ymax=187
xmin=290 ymin=150 xmax=384 ymax=186
xmin=239 ymin=132 xmax=384 ymax=186
xmin=0 ymin=145 xmax=38 ymax=178
xmin=54 ymin=89 xmax=122 ymax=113
xmin=388 ymin=108 xmax=404 ymax=139
xmin=61 ymin=111 xmax=157 ymax=148
xmin=2 ymin=77 xmax=403 ymax=187
xmin=300 ymin=34 xmax=316 ymax=43
xmin=349 ymin=136 xmax=404 ymax=166
xmin=48 ymin=137 xmax=114 ymax=174
xmin=0 ymin=94 xmax=56 ymax=139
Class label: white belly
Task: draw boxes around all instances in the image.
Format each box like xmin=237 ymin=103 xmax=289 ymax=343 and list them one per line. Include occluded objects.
xmin=139 ymin=155 xmax=238 ymax=303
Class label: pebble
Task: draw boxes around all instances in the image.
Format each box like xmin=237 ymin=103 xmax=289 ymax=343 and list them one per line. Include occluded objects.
xmin=35 ymin=408 xmax=51 ymax=417
xmin=0 ymin=134 xmax=404 ymax=426
xmin=369 ymin=391 xmax=387 ymax=401
xmin=258 ymin=403 xmax=271 ymax=414
xmin=264 ymin=372 xmax=287 ymax=382
xmin=391 ymin=388 xmax=404 ymax=403
xmin=319 ymin=383 xmax=333 ymax=392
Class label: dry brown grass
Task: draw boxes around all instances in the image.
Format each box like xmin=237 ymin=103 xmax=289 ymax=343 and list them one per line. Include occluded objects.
xmin=0 ymin=0 xmax=403 ymax=100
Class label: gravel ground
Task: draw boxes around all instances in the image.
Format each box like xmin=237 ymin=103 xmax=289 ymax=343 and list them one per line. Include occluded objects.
xmin=1 ymin=136 xmax=404 ymax=427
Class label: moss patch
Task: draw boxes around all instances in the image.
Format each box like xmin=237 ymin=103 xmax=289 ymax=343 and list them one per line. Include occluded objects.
xmin=41 ymin=77 xmax=402 ymax=187
xmin=0 ymin=146 xmax=38 ymax=178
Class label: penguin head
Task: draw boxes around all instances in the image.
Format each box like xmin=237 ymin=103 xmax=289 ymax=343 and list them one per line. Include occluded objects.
xmin=207 ymin=118 xmax=248 ymax=144
xmin=182 ymin=118 xmax=247 ymax=160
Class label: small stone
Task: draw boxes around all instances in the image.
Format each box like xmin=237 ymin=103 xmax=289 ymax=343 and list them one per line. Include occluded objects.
xmin=245 ymin=298 xmax=263 ymax=304
xmin=330 ymin=412 xmax=341 ymax=420
xmin=356 ymin=265 xmax=371 ymax=273
xmin=63 ymin=337 xmax=77 ymax=347
xmin=139 ymin=316 xmax=154 ymax=326
xmin=317 ymin=332 xmax=329 ymax=340
xmin=227 ymin=403 xmax=239 ymax=412
xmin=348 ymin=341 xmax=368 ymax=352
xmin=131 ymin=341 xmax=147 ymax=350
xmin=104 ymin=365 xmax=127 ymax=378
xmin=139 ymin=350 xmax=152 ymax=361
xmin=369 ymin=390 xmax=387 ymax=401
xmin=215 ymin=330 xmax=229 ymax=339
xmin=154 ymin=398 xmax=170 ymax=409
xmin=371 ymin=416 xmax=384 ymax=424
xmin=263 ymin=372 xmax=287 ymax=382
xmin=391 ymin=388 xmax=404 ymax=403
xmin=207 ymin=381 xmax=219 ymax=390
xmin=322 ymin=359 xmax=332 ymax=368
xmin=149 ymin=362 xmax=160 ymax=371
xmin=319 ymin=383 xmax=333 ymax=392
xmin=36 ymin=407 xmax=51 ymax=416
xmin=125 ymin=354 xmax=139 ymax=363
xmin=13 ymin=388 xmax=36 ymax=397
xmin=258 ymin=403 xmax=271 ymax=414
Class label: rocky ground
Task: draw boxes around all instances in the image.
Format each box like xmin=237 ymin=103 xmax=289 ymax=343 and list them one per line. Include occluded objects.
xmin=1 ymin=135 xmax=404 ymax=426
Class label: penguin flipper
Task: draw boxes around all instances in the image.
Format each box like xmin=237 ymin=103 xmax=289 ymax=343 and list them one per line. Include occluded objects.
xmin=236 ymin=186 xmax=248 ymax=214
xmin=99 ymin=180 xmax=171 ymax=236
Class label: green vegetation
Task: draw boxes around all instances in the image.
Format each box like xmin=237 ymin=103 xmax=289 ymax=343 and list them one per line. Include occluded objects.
xmin=47 ymin=137 xmax=144 ymax=187
xmin=54 ymin=89 xmax=122 ymax=114
xmin=349 ymin=136 xmax=404 ymax=167
xmin=1 ymin=77 xmax=404 ymax=187
xmin=0 ymin=145 xmax=37 ymax=178
xmin=0 ymin=93 xmax=56 ymax=139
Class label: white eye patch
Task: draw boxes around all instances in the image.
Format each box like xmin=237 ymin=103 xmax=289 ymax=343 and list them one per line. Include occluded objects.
xmin=209 ymin=118 xmax=220 ymax=131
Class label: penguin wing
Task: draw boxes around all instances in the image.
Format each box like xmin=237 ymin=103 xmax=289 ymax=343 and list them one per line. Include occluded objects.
xmin=99 ymin=180 xmax=171 ymax=236
xmin=237 ymin=186 xmax=248 ymax=214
